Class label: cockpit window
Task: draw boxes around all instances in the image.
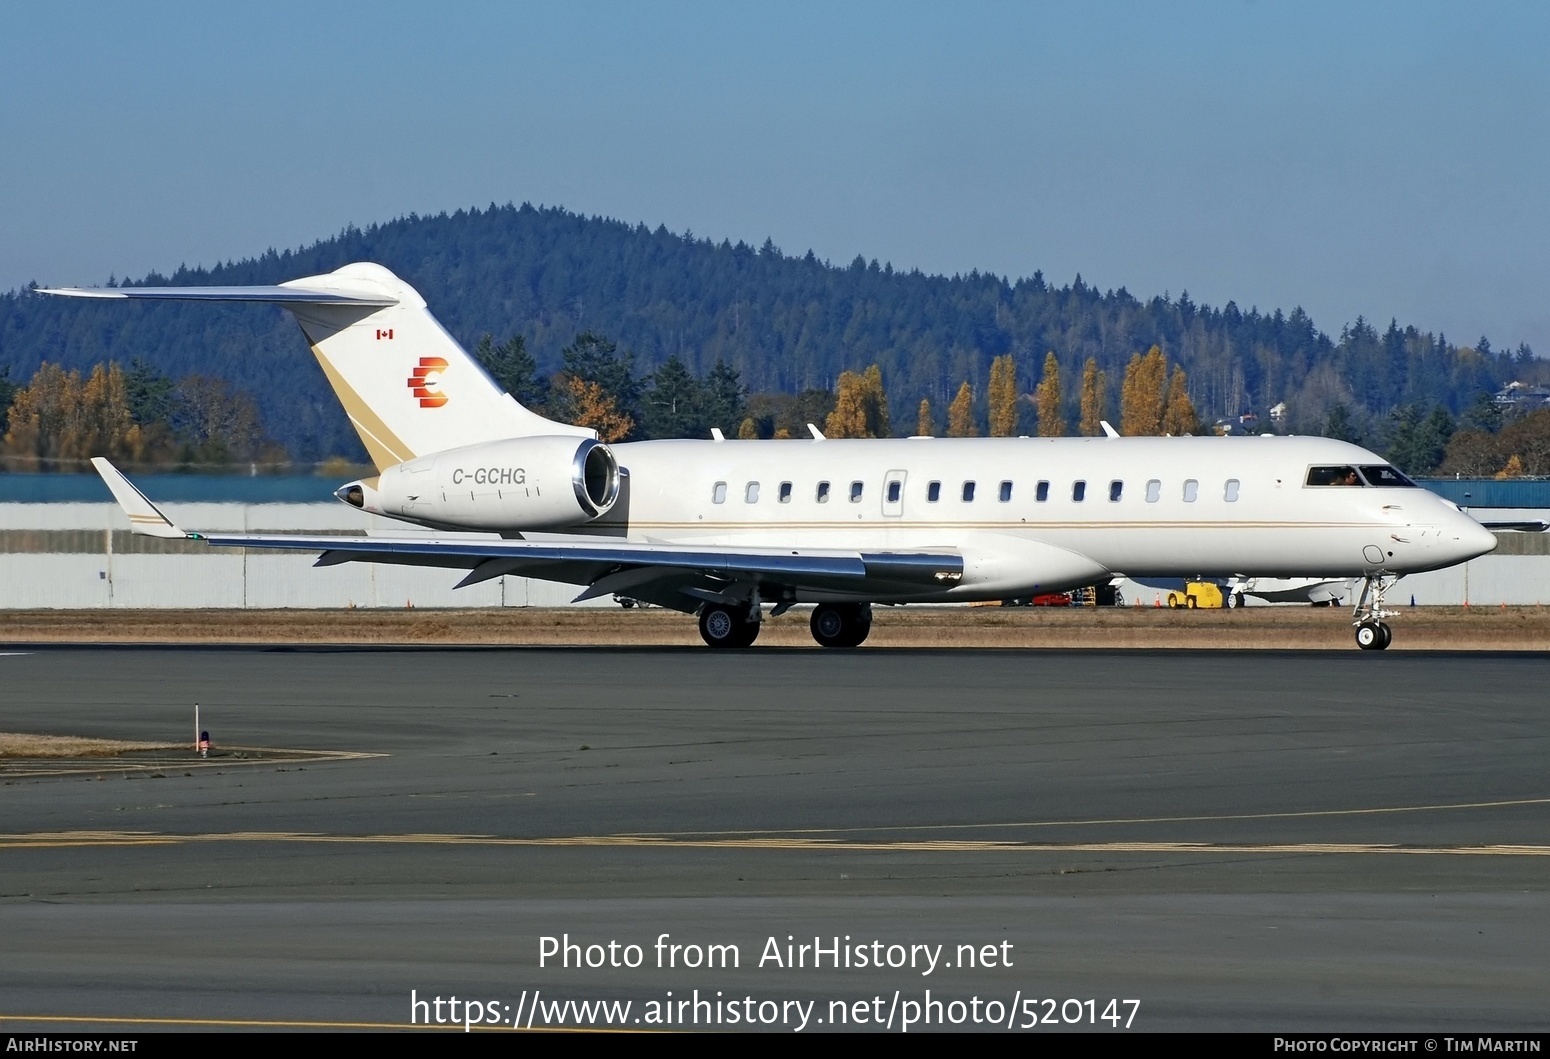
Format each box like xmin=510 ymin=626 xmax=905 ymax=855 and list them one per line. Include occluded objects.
xmin=1306 ymin=465 xmax=1363 ymax=487
xmin=1359 ymin=465 xmax=1418 ymax=487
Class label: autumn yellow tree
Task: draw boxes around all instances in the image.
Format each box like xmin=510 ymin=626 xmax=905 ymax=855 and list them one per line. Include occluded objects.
xmin=1034 ymin=351 xmax=1064 ymax=436
xmin=916 ymin=398 xmax=934 ymax=436
xmin=1120 ymin=345 xmax=1168 ymax=436
xmin=1161 ymin=366 xmax=1199 ymax=436
xmin=947 ymin=382 xmax=977 ymax=437
xmin=1079 ymin=358 xmax=1106 ymax=437
xmin=824 ymin=364 xmax=891 ymax=438
xmin=1497 ymin=454 xmax=1525 ymax=479
xmin=987 ymin=355 xmax=1018 ymax=437
xmin=737 ymin=417 xmax=759 ymax=439
xmin=3 ymin=362 xmax=140 ymax=469
xmin=556 ymin=374 xmax=634 ymax=442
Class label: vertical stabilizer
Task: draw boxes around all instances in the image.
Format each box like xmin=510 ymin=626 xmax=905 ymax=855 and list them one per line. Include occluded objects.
xmin=278 ymin=264 xmax=592 ymax=469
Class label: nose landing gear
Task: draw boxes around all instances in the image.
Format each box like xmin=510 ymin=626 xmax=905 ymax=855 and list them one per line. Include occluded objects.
xmin=1352 ymin=574 xmax=1397 ymax=651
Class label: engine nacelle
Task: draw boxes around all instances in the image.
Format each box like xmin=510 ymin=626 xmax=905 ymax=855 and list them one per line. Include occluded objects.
xmin=341 ymin=436 xmax=620 ymax=531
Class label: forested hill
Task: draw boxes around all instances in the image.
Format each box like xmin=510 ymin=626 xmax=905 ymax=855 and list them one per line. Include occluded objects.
xmin=0 ymin=203 xmax=1528 ymax=461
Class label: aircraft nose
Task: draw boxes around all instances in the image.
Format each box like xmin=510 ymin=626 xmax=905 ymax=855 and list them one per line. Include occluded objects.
xmin=1451 ymin=515 xmax=1498 ymax=561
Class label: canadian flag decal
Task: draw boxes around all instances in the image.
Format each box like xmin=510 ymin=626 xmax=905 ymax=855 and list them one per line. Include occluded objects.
xmin=376 ymin=328 xmax=394 ymax=340
xmin=407 ymin=357 xmax=449 ymax=408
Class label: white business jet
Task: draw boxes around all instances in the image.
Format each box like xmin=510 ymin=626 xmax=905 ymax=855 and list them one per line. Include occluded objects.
xmin=44 ymin=263 xmax=1497 ymax=650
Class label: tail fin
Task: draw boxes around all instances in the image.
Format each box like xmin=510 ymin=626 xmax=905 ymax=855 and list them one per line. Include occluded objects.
xmin=42 ymin=263 xmax=591 ymax=470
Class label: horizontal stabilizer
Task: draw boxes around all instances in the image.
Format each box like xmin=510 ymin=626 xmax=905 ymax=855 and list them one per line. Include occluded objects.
xmin=90 ymin=458 xmax=187 ymax=538
xmin=37 ymin=285 xmax=395 ymax=307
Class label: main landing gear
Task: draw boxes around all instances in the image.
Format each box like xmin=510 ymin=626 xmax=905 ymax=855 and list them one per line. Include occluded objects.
xmin=1352 ymin=573 xmax=1397 ymax=651
xmin=696 ymin=601 xmax=874 ymax=648
xmin=697 ymin=603 xmax=760 ymax=648
xmin=810 ymin=603 xmax=872 ymax=648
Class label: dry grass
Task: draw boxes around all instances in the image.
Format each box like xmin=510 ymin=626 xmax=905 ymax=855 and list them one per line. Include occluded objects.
xmin=0 ymin=732 xmax=181 ymax=758
xmin=1 ymin=604 xmax=1548 ymax=650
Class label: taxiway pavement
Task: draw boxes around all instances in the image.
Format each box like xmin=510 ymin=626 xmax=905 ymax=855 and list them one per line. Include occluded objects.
xmin=1 ymin=646 xmax=1546 ymax=1032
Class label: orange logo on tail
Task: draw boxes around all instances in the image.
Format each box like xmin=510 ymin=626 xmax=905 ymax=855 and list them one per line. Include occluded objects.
xmin=407 ymin=357 xmax=449 ymax=408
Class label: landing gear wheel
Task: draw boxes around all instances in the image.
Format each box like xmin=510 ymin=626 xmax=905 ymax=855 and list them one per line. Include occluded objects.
xmin=698 ymin=604 xmax=759 ymax=648
xmin=1355 ymin=622 xmax=1383 ymax=650
xmin=1377 ymin=622 xmax=1392 ymax=650
xmin=810 ymin=603 xmax=872 ymax=648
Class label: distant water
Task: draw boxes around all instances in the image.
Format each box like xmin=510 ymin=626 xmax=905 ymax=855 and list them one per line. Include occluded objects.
xmin=0 ymin=473 xmax=341 ymax=504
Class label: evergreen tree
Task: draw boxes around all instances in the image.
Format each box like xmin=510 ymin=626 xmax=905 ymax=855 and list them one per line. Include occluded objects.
xmin=702 ymin=359 xmax=748 ymax=435
xmin=643 ymin=355 xmax=704 ymax=439
xmin=987 ymin=354 xmax=1018 ymax=437
xmin=947 ymin=382 xmax=977 ymax=437
xmin=1323 ymin=402 xmax=1362 ymax=445
xmin=0 ymin=368 xmax=14 ymax=437
xmin=1079 ymin=358 xmax=1106 ymax=437
xmin=124 ymin=359 xmax=179 ymax=426
xmin=474 ymin=334 xmax=546 ymax=408
xmin=561 ymin=331 xmax=640 ymax=421
xmin=1460 ymin=391 xmax=1503 ymax=434
xmin=1034 ymin=351 xmax=1064 ymax=437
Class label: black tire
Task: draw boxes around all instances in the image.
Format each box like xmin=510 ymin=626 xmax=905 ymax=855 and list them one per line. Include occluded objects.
xmin=1225 ymin=592 xmax=1241 ymax=610
xmin=699 ymin=604 xmax=758 ymax=648
xmin=1376 ymin=622 xmax=1392 ymax=650
xmin=1355 ymin=623 xmax=1381 ymax=650
xmin=811 ymin=603 xmax=871 ymax=648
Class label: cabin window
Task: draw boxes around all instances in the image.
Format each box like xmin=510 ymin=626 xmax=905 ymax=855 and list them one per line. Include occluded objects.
xmin=779 ymin=481 xmax=792 ymax=503
xmin=927 ymin=481 xmax=941 ymax=502
xmin=1224 ymin=479 xmax=1240 ymax=502
xmin=1109 ymin=480 xmax=1123 ymax=502
xmin=1183 ymin=479 xmax=1198 ymax=502
xmin=817 ymin=481 xmax=830 ymax=503
xmin=1036 ymin=480 xmax=1050 ymax=502
xmin=1145 ymin=479 xmax=1161 ymax=502
xmin=962 ymin=481 xmax=976 ymax=502
xmin=1072 ymin=480 xmax=1087 ymax=502
xmin=850 ymin=481 xmax=864 ymax=503
xmin=887 ymin=480 xmax=902 ymax=504
xmin=745 ymin=481 xmax=760 ymax=503
xmin=999 ymin=480 xmax=1013 ymax=502
xmin=712 ymin=481 xmax=727 ymax=504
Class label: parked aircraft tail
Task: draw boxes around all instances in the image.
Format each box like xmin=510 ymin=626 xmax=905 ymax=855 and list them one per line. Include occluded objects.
xmin=40 ymin=263 xmax=591 ymax=470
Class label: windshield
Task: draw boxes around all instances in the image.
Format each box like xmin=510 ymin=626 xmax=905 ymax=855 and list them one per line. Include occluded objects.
xmin=1358 ymin=465 xmax=1417 ymax=487
xmin=1306 ymin=464 xmax=1420 ymax=487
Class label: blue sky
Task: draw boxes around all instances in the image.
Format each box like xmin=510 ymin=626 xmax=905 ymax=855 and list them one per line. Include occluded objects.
xmin=4 ymin=2 xmax=1548 ymax=354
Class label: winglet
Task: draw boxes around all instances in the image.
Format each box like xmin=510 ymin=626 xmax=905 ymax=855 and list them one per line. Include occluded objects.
xmin=90 ymin=458 xmax=188 ymax=538
xmin=807 ymin=423 xmax=826 ymax=440
xmin=1100 ymin=421 xmax=1120 ymax=438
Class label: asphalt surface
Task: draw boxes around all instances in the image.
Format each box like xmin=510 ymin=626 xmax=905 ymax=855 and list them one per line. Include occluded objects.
xmin=0 ymin=646 xmax=1546 ymax=1033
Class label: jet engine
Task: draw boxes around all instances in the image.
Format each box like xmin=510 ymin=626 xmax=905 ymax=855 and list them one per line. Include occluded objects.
xmin=339 ymin=436 xmax=620 ymax=531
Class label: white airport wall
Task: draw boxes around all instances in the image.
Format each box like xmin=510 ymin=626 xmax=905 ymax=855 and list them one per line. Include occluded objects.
xmin=3 ymin=501 xmax=1549 ymax=609
xmin=0 ymin=503 xmax=608 ymax=609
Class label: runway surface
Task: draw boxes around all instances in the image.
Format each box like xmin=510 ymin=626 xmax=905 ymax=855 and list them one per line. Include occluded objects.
xmin=1 ymin=646 xmax=1546 ymax=1032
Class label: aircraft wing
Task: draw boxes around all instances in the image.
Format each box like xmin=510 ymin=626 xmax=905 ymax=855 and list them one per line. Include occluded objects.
xmin=92 ymin=459 xmax=962 ymax=610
